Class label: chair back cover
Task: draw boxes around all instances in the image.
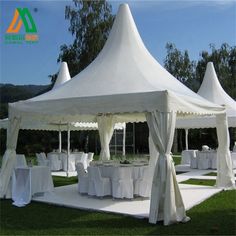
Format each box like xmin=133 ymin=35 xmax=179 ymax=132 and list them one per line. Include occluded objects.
xmin=76 ymin=163 xmax=87 ymax=177
xmin=89 ymin=166 xmax=102 ymax=181
xmin=87 ymin=152 xmax=94 ymax=161
xmin=202 ymin=145 xmax=210 ymax=151
xmin=40 ymin=152 xmax=47 ymax=160
xmin=16 ymin=154 xmax=27 ymax=167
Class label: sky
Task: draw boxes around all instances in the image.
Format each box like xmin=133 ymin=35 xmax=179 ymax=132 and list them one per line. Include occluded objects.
xmin=0 ymin=0 xmax=235 ymax=85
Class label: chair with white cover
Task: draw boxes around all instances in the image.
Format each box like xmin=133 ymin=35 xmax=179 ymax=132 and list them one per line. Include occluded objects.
xmin=48 ymin=154 xmax=62 ymax=171
xmin=88 ymin=166 xmax=111 ymax=197
xmin=134 ymin=167 xmax=152 ymax=198
xmin=111 ymin=167 xmax=133 ymax=199
xmin=74 ymin=152 xmax=84 ymax=164
xmin=231 ymin=152 xmax=236 ymax=169
xmin=16 ymin=154 xmax=27 ymax=167
xmin=36 ymin=153 xmax=49 ymax=167
xmin=197 ymin=152 xmax=210 ymax=169
xmin=202 ymin=145 xmax=210 ymax=151
xmin=75 ymin=163 xmax=89 ymax=194
xmin=41 ymin=152 xmax=50 ymax=167
xmin=87 ymin=152 xmax=94 ymax=167
xmin=81 ymin=153 xmax=88 ymax=171
xmin=211 ymin=155 xmax=217 ymax=169
xmin=190 ymin=155 xmax=198 ymax=169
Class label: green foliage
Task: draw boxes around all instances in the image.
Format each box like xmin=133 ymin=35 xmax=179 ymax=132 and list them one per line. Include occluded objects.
xmin=164 ymin=43 xmax=236 ymax=151
xmin=164 ymin=43 xmax=236 ymax=99
xmin=164 ymin=43 xmax=198 ymax=91
xmin=196 ymin=43 xmax=236 ymax=99
xmin=0 ymin=84 xmax=49 ymax=119
xmin=172 ymin=155 xmax=181 ymax=165
xmin=55 ymin=0 xmax=114 ymax=82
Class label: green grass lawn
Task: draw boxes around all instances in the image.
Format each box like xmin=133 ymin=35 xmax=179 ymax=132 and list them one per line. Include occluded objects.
xmin=1 ymin=176 xmax=236 ymax=235
xmin=52 ymin=176 xmax=78 ymax=187
xmin=204 ymin=172 xmax=236 ymax=177
xmin=1 ymin=155 xmax=235 ymax=235
xmin=172 ymin=155 xmax=181 ymax=165
xmin=180 ymin=178 xmax=216 ymax=186
xmin=1 ymin=190 xmax=235 ymax=235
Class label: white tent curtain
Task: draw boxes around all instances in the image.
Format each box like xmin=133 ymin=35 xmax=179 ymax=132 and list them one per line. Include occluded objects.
xmin=58 ymin=129 xmax=62 ymax=153
xmin=185 ymin=129 xmax=189 ymax=150
xmin=146 ymin=111 xmax=189 ymax=225
xmin=66 ymin=124 xmax=71 ymax=177
xmin=0 ymin=116 xmax=21 ymax=198
xmin=148 ymin=135 xmax=158 ymax=178
xmin=216 ymin=113 xmax=235 ymax=188
xmin=97 ymin=115 xmax=115 ymax=161
xmin=122 ymin=125 xmax=126 ymax=156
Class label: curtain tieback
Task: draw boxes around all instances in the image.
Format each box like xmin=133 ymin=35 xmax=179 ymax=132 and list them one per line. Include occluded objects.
xmin=159 ymin=153 xmax=173 ymax=182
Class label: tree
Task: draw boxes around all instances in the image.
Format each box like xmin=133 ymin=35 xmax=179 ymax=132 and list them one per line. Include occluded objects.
xmin=164 ymin=43 xmax=197 ymax=152
xmin=53 ymin=0 xmax=114 ymax=83
xmin=196 ymin=43 xmax=236 ymax=99
xmin=164 ymin=43 xmax=197 ymax=91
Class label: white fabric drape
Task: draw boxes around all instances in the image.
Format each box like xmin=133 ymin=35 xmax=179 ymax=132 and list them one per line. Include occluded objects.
xmin=148 ymin=135 xmax=158 ymax=180
xmin=215 ymin=113 xmax=235 ymax=188
xmin=59 ymin=129 xmax=62 ymax=153
xmin=97 ymin=115 xmax=115 ymax=161
xmin=122 ymin=125 xmax=126 ymax=156
xmin=185 ymin=129 xmax=189 ymax=150
xmin=0 ymin=116 xmax=21 ymax=198
xmin=146 ymin=111 xmax=189 ymax=225
xmin=67 ymin=124 xmax=70 ymax=177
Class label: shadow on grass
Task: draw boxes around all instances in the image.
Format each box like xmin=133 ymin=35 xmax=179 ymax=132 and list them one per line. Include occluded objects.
xmin=1 ymin=190 xmax=235 ymax=235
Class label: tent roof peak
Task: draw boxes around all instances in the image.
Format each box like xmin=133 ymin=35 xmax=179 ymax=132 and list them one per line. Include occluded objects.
xmin=53 ymin=62 xmax=71 ymax=89
xmin=197 ymin=62 xmax=236 ymax=112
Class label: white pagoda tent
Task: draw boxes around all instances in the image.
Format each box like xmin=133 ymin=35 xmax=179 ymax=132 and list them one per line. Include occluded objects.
xmin=0 ymin=62 xmax=126 ymax=153
xmin=0 ymin=4 xmax=234 ymax=225
xmin=176 ymin=62 xmax=236 ymax=149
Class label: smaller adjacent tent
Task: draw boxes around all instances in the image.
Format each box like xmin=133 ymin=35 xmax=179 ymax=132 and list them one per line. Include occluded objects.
xmin=176 ymin=62 xmax=236 ymax=129
xmin=53 ymin=62 xmax=71 ymax=89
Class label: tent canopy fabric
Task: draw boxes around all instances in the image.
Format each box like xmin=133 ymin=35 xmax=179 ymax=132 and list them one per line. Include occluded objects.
xmin=52 ymin=62 xmax=71 ymax=89
xmin=9 ymin=5 xmax=225 ymax=123
xmin=0 ymin=118 xmax=125 ymax=131
xmin=176 ymin=62 xmax=236 ymax=129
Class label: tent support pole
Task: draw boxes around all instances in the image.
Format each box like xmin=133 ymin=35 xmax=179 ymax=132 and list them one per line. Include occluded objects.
xmin=115 ymin=130 xmax=117 ymax=156
xmin=59 ymin=127 xmax=62 ymax=153
xmin=67 ymin=124 xmax=70 ymax=177
xmin=185 ymin=129 xmax=189 ymax=150
xmin=133 ymin=123 xmax=135 ymax=154
xmin=122 ymin=125 xmax=126 ymax=156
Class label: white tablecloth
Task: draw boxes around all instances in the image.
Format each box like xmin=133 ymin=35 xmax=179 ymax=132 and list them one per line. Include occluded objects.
xmin=48 ymin=153 xmax=74 ymax=172
xmin=47 ymin=153 xmax=62 ymax=171
xmin=58 ymin=152 xmax=88 ymax=171
xmin=196 ymin=151 xmax=216 ymax=169
xmin=12 ymin=166 xmax=54 ymax=207
xmin=89 ymin=164 xmax=149 ymax=181
xmin=231 ymin=152 xmax=236 ymax=169
xmin=190 ymin=151 xmax=236 ymax=170
xmin=181 ymin=150 xmax=198 ymax=165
